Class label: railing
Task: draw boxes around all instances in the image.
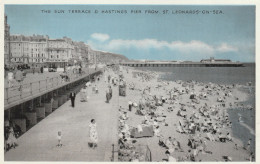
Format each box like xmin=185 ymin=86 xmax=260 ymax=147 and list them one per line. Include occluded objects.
xmin=4 ymin=68 xmax=100 ymax=108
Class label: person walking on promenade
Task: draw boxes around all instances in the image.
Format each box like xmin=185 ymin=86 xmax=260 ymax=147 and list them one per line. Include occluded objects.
xmin=7 ymin=71 xmax=14 ymax=88
xmin=104 ymin=75 xmax=107 ymax=83
xmin=70 ymin=91 xmax=76 ymax=107
xmin=79 ymin=67 xmax=82 ymax=76
xmin=32 ymin=67 xmax=35 ymax=74
xmin=109 ymin=85 xmax=113 ymax=99
xmin=89 ymin=119 xmax=98 ymax=149
xmin=80 ymin=86 xmax=88 ymax=102
xmin=6 ymin=124 xmax=18 ymax=150
xmin=95 ymin=84 xmax=98 ymax=94
xmin=40 ymin=66 xmax=43 ymax=73
xmin=108 ymin=75 xmax=111 ymax=83
xmin=106 ymin=87 xmax=110 ymax=103
xmin=57 ymin=131 xmax=62 ymax=147
xmin=15 ymin=69 xmax=23 ymax=91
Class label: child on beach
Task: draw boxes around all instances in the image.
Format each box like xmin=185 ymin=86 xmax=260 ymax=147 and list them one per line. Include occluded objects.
xmin=227 ymin=133 xmax=232 ymax=141
xmin=57 ymin=131 xmax=62 ymax=147
xmin=165 ymin=150 xmax=176 ymax=162
xmin=246 ymin=139 xmax=251 ymax=151
xmin=234 ymin=143 xmax=238 ymax=150
xmin=95 ymin=85 xmax=98 ymax=94
xmin=249 ymin=152 xmax=255 ymax=161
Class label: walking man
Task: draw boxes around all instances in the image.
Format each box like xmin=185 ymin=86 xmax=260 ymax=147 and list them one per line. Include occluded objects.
xmin=109 ymin=85 xmax=113 ymax=99
xmin=40 ymin=66 xmax=43 ymax=73
xmin=106 ymin=87 xmax=110 ymax=103
xmin=70 ymin=91 xmax=76 ymax=107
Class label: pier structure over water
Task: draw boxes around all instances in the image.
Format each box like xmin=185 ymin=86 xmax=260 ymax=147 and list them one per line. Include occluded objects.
xmin=119 ymin=61 xmax=244 ymax=67
xmin=4 ymin=69 xmax=102 ymax=135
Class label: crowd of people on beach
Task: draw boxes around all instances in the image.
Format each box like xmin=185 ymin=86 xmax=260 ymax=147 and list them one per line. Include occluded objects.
xmin=114 ymin=66 xmax=255 ymax=162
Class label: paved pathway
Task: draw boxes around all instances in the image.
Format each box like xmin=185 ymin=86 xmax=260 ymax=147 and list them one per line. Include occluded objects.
xmin=5 ymin=75 xmax=119 ymax=161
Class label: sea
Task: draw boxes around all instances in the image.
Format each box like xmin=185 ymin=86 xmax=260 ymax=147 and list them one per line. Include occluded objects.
xmin=134 ymin=63 xmax=256 ymax=154
xmin=135 ymin=63 xmax=255 ymax=86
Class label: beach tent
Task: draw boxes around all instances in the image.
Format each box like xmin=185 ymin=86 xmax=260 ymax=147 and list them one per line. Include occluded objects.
xmin=190 ymin=94 xmax=196 ymax=99
xmin=130 ymin=125 xmax=154 ymax=138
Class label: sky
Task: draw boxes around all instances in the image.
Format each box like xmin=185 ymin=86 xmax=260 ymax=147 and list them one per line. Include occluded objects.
xmin=5 ymin=5 xmax=255 ymax=62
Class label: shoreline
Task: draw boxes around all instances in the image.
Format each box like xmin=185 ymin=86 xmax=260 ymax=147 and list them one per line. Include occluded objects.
xmin=159 ymin=68 xmax=256 ymax=154
xmin=158 ymin=69 xmax=256 ymax=154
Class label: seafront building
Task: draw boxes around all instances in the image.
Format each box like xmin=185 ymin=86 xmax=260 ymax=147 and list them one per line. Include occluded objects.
xmin=46 ymin=37 xmax=73 ymax=69
xmin=7 ymin=35 xmax=95 ymax=70
xmin=4 ymin=15 xmax=95 ymax=70
xmin=9 ymin=34 xmax=48 ymax=67
xmin=4 ymin=15 xmax=11 ymax=65
xmin=72 ymin=41 xmax=90 ymax=66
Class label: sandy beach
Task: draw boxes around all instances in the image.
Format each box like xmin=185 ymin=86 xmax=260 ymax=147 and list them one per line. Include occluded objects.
xmin=104 ymin=65 xmax=255 ymax=162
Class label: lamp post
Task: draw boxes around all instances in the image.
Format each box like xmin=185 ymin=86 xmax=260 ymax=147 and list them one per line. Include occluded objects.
xmin=87 ymin=58 xmax=90 ymax=82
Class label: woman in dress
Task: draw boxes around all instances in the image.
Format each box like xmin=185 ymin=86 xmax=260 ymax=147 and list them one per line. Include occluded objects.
xmin=89 ymin=119 xmax=98 ymax=149
xmin=6 ymin=125 xmax=17 ymax=150
xmin=80 ymin=86 xmax=88 ymax=102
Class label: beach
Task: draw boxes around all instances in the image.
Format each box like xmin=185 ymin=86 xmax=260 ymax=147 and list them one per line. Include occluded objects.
xmin=4 ymin=65 xmax=255 ymax=162
xmin=108 ymin=65 xmax=255 ymax=162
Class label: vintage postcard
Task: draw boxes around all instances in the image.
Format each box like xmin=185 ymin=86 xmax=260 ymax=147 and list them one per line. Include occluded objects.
xmin=1 ymin=0 xmax=258 ymax=163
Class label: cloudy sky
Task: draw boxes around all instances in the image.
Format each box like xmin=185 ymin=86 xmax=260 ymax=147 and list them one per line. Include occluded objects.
xmin=5 ymin=5 xmax=255 ymax=62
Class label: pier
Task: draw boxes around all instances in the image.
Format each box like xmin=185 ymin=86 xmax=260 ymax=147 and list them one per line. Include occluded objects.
xmin=120 ymin=61 xmax=244 ymax=67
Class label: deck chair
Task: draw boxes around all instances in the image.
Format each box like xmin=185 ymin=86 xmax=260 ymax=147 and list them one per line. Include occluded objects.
xmin=177 ymin=125 xmax=185 ymax=133
xmin=206 ymin=133 xmax=215 ymax=141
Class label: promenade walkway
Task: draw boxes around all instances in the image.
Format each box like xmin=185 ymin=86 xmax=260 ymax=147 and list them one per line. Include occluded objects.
xmin=4 ymin=68 xmax=99 ymax=109
xmin=5 ymin=74 xmax=119 ymax=161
